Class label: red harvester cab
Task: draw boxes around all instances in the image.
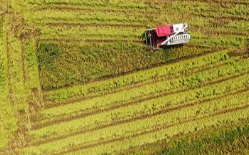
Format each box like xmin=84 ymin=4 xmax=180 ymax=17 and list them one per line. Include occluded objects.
xmin=145 ymin=23 xmax=191 ymax=50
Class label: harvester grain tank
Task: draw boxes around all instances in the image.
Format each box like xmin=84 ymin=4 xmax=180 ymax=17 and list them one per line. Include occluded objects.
xmin=145 ymin=23 xmax=191 ymax=50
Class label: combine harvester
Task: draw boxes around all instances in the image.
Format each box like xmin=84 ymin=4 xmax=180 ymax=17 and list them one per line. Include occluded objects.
xmin=145 ymin=23 xmax=191 ymax=50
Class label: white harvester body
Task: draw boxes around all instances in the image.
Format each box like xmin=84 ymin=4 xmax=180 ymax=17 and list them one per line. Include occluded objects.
xmin=145 ymin=23 xmax=191 ymax=50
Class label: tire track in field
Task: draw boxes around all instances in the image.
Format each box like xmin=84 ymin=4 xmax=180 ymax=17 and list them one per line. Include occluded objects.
xmin=39 ymin=30 xmax=141 ymax=40
xmin=42 ymin=47 xmax=222 ymax=106
xmin=31 ymin=61 xmax=229 ymax=125
xmin=192 ymin=12 xmax=249 ymax=22
xmin=30 ymin=87 xmax=249 ymax=147
xmin=39 ymin=38 xmax=142 ymax=43
xmin=30 ymin=72 xmax=249 ymax=147
xmin=195 ymin=28 xmax=249 ymax=37
xmin=34 ymin=17 xmax=146 ymax=27
xmin=145 ymin=0 xmax=249 ymax=6
xmin=5 ymin=19 xmax=14 ymax=104
xmin=50 ymin=100 xmax=249 ymax=155
xmin=45 ymin=22 xmax=146 ymax=28
xmin=20 ymin=39 xmax=28 ymax=83
xmin=33 ymin=5 xmax=153 ymax=16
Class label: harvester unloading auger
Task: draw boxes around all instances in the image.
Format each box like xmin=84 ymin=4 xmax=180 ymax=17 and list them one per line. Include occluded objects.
xmin=145 ymin=23 xmax=191 ymax=50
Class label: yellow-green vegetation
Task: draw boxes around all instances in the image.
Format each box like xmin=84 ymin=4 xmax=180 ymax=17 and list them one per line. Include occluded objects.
xmin=158 ymin=121 xmax=249 ymax=155
xmin=0 ymin=14 xmax=17 ymax=151
xmin=123 ymin=119 xmax=249 ymax=155
xmin=0 ymin=0 xmax=249 ymax=154
xmin=11 ymin=0 xmax=249 ymax=90
xmin=0 ymin=1 xmax=41 ymax=151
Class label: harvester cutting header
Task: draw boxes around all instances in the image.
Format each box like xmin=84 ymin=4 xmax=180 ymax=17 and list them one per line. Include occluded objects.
xmin=145 ymin=23 xmax=191 ymax=50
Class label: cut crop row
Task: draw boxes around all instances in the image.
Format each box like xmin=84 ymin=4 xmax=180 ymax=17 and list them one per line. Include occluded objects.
xmin=24 ymin=74 xmax=249 ymax=154
xmin=32 ymin=55 xmax=248 ymax=126
xmin=56 ymin=104 xmax=249 ymax=155
xmin=29 ymin=71 xmax=249 ymax=146
xmin=30 ymin=84 xmax=249 ymax=147
xmin=31 ymin=89 xmax=249 ymax=147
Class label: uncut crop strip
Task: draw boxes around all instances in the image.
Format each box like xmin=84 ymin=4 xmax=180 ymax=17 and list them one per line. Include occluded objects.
xmin=32 ymin=55 xmax=247 ymax=126
xmin=41 ymin=54 xmax=227 ymax=106
xmin=40 ymin=46 xmax=226 ymax=104
xmin=24 ymin=74 xmax=249 ymax=155
xmin=43 ymin=50 xmax=229 ymax=103
xmin=29 ymin=71 xmax=249 ymax=145
xmin=38 ymin=43 xmax=216 ymax=92
xmin=39 ymin=48 xmax=226 ymax=108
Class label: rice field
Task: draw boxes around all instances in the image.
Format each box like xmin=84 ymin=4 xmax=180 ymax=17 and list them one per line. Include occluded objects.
xmin=0 ymin=0 xmax=248 ymax=154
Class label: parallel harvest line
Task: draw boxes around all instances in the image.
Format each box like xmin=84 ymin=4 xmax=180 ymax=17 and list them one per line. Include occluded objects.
xmin=32 ymin=61 xmax=229 ymax=125
xmin=30 ymin=73 xmax=249 ymax=146
xmin=44 ymin=22 xmax=146 ymax=28
xmin=39 ymin=38 xmax=142 ymax=43
xmin=30 ymin=88 xmax=249 ymax=147
xmin=52 ymin=102 xmax=249 ymax=155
